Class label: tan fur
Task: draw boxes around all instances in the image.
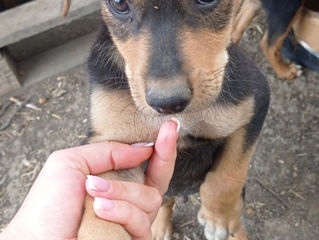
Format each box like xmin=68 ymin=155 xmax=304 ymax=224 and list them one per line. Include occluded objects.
xmin=232 ymin=226 xmax=249 ymax=240
xmin=233 ymin=0 xmax=244 ymax=15
xmin=79 ymin=196 xmax=131 ymax=240
xmin=90 ymin=88 xmax=255 ymax=145
xmin=180 ymin=27 xmax=231 ymax=110
xmin=151 ymin=198 xmax=175 ymax=240
xmin=232 ymin=0 xmax=261 ymax=43
xmin=199 ymin=128 xmax=254 ymax=238
xmin=114 ymin=35 xmax=152 ymax=114
xmin=102 ymin=3 xmax=153 ymax=113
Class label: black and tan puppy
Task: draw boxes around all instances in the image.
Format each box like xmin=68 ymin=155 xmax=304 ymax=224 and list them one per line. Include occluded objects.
xmin=232 ymin=0 xmax=319 ymax=80
xmin=63 ymin=0 xmax=270 ymax=239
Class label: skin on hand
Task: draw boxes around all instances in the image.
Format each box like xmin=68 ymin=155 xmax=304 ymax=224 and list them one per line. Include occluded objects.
xmin=0 ymin=120 xmax=179 ymax=240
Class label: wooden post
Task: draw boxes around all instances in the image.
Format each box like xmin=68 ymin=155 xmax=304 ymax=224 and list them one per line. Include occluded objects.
xmin=0 ymin=49 xmax=21 ymax=96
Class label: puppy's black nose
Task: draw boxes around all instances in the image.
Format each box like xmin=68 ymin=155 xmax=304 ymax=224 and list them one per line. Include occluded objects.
xmin=146 ymin=88 xmax=191 ymax=114
xmin=148 ymin=96 xmax=190 ymax=114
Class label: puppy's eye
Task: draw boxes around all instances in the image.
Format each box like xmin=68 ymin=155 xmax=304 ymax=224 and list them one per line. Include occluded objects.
xmin=109 ymin=0 xmax=130 ymax=14
xmin=196 ymin=0 xmax=217 ymax=6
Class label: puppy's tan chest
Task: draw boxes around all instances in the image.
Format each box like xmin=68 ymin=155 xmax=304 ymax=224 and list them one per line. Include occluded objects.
xmin=89 ymin=90 xmax=254 ymax=144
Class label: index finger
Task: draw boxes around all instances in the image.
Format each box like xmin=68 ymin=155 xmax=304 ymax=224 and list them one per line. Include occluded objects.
xmin=54 ymin=141 xmax=154 ymax=175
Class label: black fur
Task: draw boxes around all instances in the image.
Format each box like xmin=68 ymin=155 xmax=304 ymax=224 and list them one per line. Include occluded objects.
xmin=145 ymin=2 xmax=184 ymax=80
xmin=304 ymin=0 xmax=319 ymax=12
xmin=167 ymin=137 xmax=225 ymax=196
xmin=184 ymin=0 xmax=233 ymax=31
xmin=261 ymin=0 xmax=302 ymax=45
xmin=88 ymin=23 xmax=129 ymax=91
xmin=216 ymin=45 xmax=270 ymax=151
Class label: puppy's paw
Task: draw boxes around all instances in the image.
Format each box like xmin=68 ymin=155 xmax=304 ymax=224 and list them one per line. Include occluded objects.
xmin=205 ymin=223 xmax=228 ymax=240
xmin=286 ymin=63 xmax=303 ymax=79
xmin=198 ymin=208 xmax=242 ymax=240
xmin=151 ymin=216 xmax=173 ymax=240
xmin=296 ymin=65 xmax=303 ymax=77
xmin=276 ymin=63 xmax=303 ymax=80
xmin=198 ymin=210 xmax=228 ymax=240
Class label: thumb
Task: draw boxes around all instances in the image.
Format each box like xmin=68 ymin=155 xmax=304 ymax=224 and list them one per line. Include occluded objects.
xmin=145 ymin=119 xmax=179 ymax=195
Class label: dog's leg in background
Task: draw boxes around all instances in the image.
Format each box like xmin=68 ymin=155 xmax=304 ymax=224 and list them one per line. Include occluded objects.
xmin=260 ymin=0 xmax=303 ymax=80
xmin=232 ymin=0 xmax=262 ymax=43
xmin=61 ymin=0 xmax=71 ymax=17
xmin=198 ymin=128 xmax=253 ymax=240
xmin=78 ymin=168 xmax=145 ymax=240
xmin=151 ymin=197 xmax=175 ymax=240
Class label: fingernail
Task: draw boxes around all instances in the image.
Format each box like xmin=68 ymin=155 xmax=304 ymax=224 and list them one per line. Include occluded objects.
xmin=131 ymin=142 xmax=155 ymax=147
xmin=94 ymin=198 xmax=114 ymax=211
xmin=171 ymin=117 xmax=181 ymax=133
xmin=87 ymin=175 xmax=110 ymax=192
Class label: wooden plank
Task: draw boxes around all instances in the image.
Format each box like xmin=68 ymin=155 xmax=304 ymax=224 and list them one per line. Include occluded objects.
xmin=0 ymin=0 xmax=100 ymax=49
xmin=19 ymin=32 xmax=96 ymax=87
xmin=0 ymin=49 xmax=20 ymax=96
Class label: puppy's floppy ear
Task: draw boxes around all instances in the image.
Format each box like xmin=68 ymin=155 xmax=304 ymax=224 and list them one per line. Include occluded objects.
xmin=61 ymin=0 xmax=71 ymax=17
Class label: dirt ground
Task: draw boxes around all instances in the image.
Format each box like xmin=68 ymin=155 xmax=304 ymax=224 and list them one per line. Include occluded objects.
xmin=0 ymin=14 xmax=318 ymax=240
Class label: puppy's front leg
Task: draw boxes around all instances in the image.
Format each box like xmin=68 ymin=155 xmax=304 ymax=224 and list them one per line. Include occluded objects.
xmin=151 ymin=197 xmax=175 ymax=240
xmin=198 ymin=128 xmax=253 ymax=240
xmin=232 ymin=0 xmax=261 ymax=43
xmin=78 ymin=168 xmax=144 ymax=240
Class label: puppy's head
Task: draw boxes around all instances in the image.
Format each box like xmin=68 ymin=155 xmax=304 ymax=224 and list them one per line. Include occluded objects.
xmin=65 ymin=0 xmax=236 ymax=115
xmin=103 ymin=0 xmax=236 ymax=115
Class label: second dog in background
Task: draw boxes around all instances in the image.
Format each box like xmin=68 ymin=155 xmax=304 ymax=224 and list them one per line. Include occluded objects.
xmin=233 ymin=0 xmax=319 ymax=80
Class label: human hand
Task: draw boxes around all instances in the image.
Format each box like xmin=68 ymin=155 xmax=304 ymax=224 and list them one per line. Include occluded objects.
xmin=0 ymin=120 xmax=178 ymax=240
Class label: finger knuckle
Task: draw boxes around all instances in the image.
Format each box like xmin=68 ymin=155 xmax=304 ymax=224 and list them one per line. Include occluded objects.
xmin=153 ymin=189 xmax=163 ymax=208
xmin=125 ymin=203 xmax=134 ymax=220
xmin=47 ymin=150 xmax=71 ymax=164
xmin=144 ymin=219 xmax=151 ymax=232
xmin=140 ymin=214 xmax=151 ymax=232
xmin=120 ymin=182 xmax=128 ymax=199
xmin=138 ymin=220 xmax=152 ymax=239
xmin=47 ymin=149 xmax=80 ymax=168
xmin=48 ymin=150 xmax=63 ymax=161
xmin=145 ymin=229 xmax=152 ymax=240
xmin=111 ymin=181 xmax=128 ymax=200
xmin=106 ymin=180 xmax=116 ymax=197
